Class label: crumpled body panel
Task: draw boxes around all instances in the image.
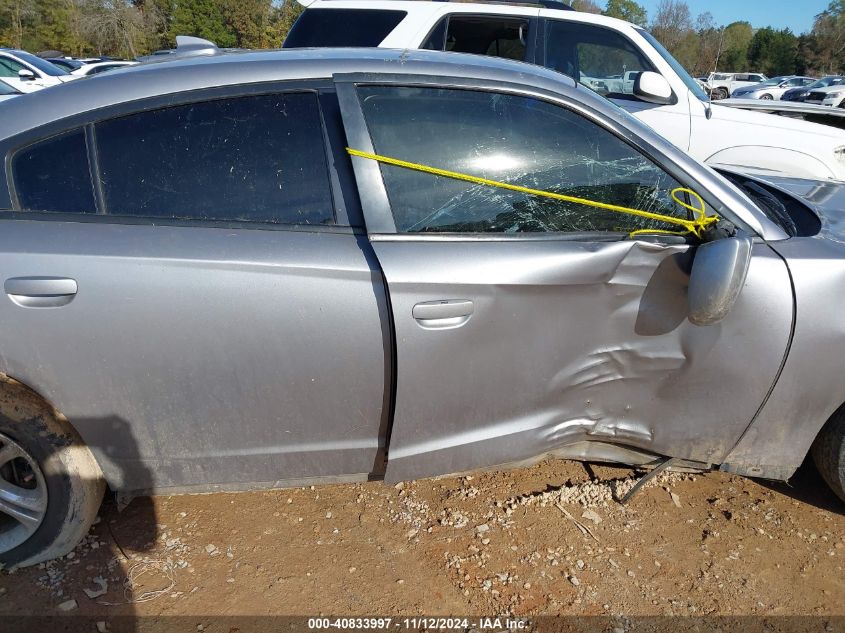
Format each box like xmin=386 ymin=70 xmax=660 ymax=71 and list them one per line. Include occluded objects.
xmin=723 ymin=177 xmax=845 ymax=479
xmin=376 ymin=237 xmax=792 ymax=482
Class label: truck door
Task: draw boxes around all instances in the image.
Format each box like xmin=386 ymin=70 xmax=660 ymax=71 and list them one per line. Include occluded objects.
xmin=538 ymin=16 xmax=692 ymax=151
xmin=336 ymin=74 xmax=792 ymax=483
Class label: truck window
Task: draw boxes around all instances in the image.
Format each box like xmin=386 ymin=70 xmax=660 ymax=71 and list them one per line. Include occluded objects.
xmin=544 ymin=21 xmax=654 ymax=100
xmin=423 ymin=16 xmax=530 ymax=62
xmin=283 ymin=9 xmax=407 ymax=48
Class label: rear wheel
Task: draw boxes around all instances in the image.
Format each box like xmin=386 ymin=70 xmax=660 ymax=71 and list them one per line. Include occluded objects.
xmin=760 ymin=93 xmax=774 ymax=100
xmin=0 ymin=383 xmax=104 ymax=568
xmin=712 ymin=88 xmax=728 ymax=100
xmin=812 ymin=409 xmax=845 ymax=504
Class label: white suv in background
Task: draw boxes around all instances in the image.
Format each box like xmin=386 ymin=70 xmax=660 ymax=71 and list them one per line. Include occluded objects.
xmin=0 ymin=49 xmax=78 ymax=92
xmin=285 ymin=0 xmax=845 ymax=181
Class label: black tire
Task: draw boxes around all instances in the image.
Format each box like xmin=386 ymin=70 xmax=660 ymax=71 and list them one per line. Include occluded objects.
xmin=713 ymin=88 xmax=728 ymax=100
xmin=811 ymin=409 xmax=845 ymax=504
xmin=0 ymin=379 xmax=104 ymax=568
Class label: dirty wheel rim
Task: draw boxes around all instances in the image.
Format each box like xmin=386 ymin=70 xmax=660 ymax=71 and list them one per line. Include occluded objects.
xmin=0 ymin=433 xmax=47 ymax=554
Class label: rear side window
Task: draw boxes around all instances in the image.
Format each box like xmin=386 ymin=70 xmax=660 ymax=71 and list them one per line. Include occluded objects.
xmin=13 ymin=129 xmax=97 ymax=214
xmin=95 ymin=93 xmax=334 ymax=225
xmin=283 ymin=9 xmax=407 ymax=47
xmin=423 ymin=16 xmax=530 ymax=62
xmin=357 ymin=86 xmax=693 ymax=235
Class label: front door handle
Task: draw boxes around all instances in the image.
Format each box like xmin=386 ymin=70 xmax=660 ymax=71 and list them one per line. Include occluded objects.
xmin=5 ymin=277 xmax=78 ymax=308
xmin=412 ymin=299 xmax=473 ymax=329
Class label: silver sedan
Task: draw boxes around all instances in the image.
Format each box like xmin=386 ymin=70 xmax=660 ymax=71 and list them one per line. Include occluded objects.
xmin=0 ymin=49 xmax=842 ymax=568
xmin=732 ymin=75 xmax=817 ymax=99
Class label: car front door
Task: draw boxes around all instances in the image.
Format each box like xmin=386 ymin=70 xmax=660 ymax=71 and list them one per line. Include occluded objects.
xmin=0 ymin=56 xmax=44 ymax=92
xmin=0 ymin=87 xmax=389 ymax=491
xmin=336 ymin=75 xmax=793 ymax=482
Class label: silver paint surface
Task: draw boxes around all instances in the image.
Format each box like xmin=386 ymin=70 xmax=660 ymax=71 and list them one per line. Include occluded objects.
xmin=0 ymin=49 xmax=841 ymax=491
xmin=373 ymin=238 xmax=792 ymax=482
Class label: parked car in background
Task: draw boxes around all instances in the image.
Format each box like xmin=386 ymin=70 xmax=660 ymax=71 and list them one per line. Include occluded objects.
xmin=731 ymin=75 xmax=816 ymax=100
xmin=804 ymin=82 xmax=845 ymax=108
xmin=704 ymin=72 xmax=768 ymax=100
xmin=783 ymin=76 xmax=845 ymax=102
xmin=283 ymin=0 xmax=845 ymax=181
xmin=46 ymin=58 xmax=83 ymax=72
xmin=0 ymin=49 xmax=77 ymax=92
xmin=70 ymin=61 xmax=137 ymax=77
xmin=0 ymin=79 xmax=23 ymax=103
xmin=2 ymin=49 xmax=845 ymax=570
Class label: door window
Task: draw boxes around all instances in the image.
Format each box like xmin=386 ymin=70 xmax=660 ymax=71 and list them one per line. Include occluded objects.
xmin=544 ymin=21 xmax=654 ymax=99
xmin=357 ymin=86 xmax=695 ymax=235
xmin=423 ymin=16 xmax=530 ymax=62
xmin=0 ymin=56 xmax=25 ymax=77
xmin=94 ymin=93 xmax=334 ymax=224
xmin=13 ymin=129 xmax=97 ymax=214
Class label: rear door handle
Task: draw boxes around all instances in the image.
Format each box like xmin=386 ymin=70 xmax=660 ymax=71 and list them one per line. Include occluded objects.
xmin=5 ymin=277 xmax=78 ymax=308
xmin=412 ymin=299 xmax=473 ymax=329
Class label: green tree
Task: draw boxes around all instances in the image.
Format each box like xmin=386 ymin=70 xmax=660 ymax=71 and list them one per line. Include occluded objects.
xmin=570 ymin=0 xmax=601 ymax=13
xmin=171 ymin=0 xmax=235 ymax=47
xmin=602 ymin=0 xmax=647 ymax=28
xmin=719 ymin=21 xmax=753 ymax=71
xmin=811 ymin=0 xmax=845 ymax=74
xmin=747 ymin=27 xmax=799 ymax=76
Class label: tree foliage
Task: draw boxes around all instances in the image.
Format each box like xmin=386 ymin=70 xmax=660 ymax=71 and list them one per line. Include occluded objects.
xmin=0 ymin=0 xmax=303 ymax=58
xmin=602 ymin=0 xmax=647 ymax=28
xmin=0 ymin=0 xmax=844 ymax=78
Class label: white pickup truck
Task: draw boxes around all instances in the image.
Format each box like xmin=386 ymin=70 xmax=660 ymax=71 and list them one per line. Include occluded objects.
xmin=285 ymin=0 xmax=845 ymax=181
xmin=705 ymin=72 xmax=768 ymax=100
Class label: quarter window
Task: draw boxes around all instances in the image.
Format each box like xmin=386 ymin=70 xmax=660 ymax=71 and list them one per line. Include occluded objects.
xmin=283 ymin=9 xmax=407 ymax=47
xmin=358 ymin=86 xmax=692 ymax=235
xmin=94 ymin=93 xmax=334 ymax=225
xmin=13 ymin=129 xmax=97 ymax=214
xmin=545 ymin=21 xmax=654 ymax=100
xmin=423 ymin=16 xmax=530 ymax=62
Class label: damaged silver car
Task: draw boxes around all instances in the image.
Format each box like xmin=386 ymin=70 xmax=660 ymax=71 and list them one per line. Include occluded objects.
xmin=0 ymin=48 xmax=842 ymax=567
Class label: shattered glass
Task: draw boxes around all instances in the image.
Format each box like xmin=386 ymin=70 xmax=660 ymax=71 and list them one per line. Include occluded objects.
xmin=359 ymin=86 xmax=699 ymax=235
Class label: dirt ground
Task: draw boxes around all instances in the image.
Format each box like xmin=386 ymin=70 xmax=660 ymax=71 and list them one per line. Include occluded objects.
xmin=0 ymin=458 xmax=843 ymax=629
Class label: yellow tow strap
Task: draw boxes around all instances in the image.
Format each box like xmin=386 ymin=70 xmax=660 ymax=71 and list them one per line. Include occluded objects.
xmin=347 ymin=148 xmax=720 ymax=238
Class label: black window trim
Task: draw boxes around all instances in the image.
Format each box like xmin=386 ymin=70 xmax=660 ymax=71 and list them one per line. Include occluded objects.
xmin=4 ymin=80 xmax=358 ymax=231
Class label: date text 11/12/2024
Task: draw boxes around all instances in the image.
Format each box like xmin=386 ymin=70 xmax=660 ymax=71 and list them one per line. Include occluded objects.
xmin=307 ymin=617 xmax=531 ymax=630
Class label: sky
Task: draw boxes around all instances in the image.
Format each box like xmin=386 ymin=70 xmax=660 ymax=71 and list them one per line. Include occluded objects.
xmin=636 ymin=0 xmax=830 ymax=35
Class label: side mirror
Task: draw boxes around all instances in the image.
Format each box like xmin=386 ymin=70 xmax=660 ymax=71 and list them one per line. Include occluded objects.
xmin=688 ymin=235 xmax=752 ymax=326
xmin=17 ymin=69 xmax=35 ymax=80
xmin=633 ymin=71 xmax=674 ymax=105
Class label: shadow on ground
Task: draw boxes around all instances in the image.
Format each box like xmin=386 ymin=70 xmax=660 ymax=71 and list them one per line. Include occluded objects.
xmin=757 ymin=458 xmax=845 ymax=515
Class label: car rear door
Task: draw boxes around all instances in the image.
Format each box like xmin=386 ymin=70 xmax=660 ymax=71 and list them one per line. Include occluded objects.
xmin=0 ymin=85 xmax=389 ymax=491
xmin=336 ymin=74 xmax=793 ymax=482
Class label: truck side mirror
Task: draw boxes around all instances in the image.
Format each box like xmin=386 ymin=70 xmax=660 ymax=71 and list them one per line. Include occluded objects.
xmin=633 ymin=71 xmax=674 ymax=105
xmin=688 ymin=235 xmax=752 ymax=326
